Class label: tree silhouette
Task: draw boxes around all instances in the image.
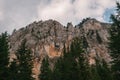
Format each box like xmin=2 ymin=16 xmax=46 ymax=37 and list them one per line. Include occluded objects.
xmin=0 ymin=32 xmax=10 ymax=80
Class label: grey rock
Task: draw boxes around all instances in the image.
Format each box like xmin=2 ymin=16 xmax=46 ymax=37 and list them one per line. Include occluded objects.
xmin=9 ymin=18 xmax=111 ymax=79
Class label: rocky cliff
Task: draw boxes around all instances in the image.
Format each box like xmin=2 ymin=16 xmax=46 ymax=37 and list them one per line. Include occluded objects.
xmin=9 ymin=18 xmax=111 ymax=79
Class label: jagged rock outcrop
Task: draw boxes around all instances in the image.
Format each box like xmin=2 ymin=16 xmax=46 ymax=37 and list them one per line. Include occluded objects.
xmin=78 ymin=19 xmax=111 ymax=64
xmin=9 ymin=18 xmax=111 ymax=79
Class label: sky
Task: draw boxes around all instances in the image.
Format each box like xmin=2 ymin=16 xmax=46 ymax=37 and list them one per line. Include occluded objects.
xmin=0 ymin=0 xmax=118 ymax=34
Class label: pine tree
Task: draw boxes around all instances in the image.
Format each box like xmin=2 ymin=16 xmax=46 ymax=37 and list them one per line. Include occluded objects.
xmin=10 ymin=39 xmax=34 ymax=80
xmin=52 ymin=57 xmax=63 ymax=80
xmin=61 ymin=52 xmax=79 ymax=80
xmin=62 ymin=38 xmax=84 ymax=80
xmin=53 ymin=37 xmax=89 ymax=80
xmin=42 ymin=37 xmax=113 ymax=80
xmin=0 ymin=32 xmax=10 ymax=80
xmin=39 ymin=57 xmax=52 ymax=80
xmin=90 ymin=64 xmax=101 ymax=80
xmin=78 ymin=53 xmax=91 ymax=80
xmin=101 ymin=60 xmax=113 ymax=80
xmin=9 ymin=59 xmax=18 ymax=80
xmin=71 ymin=38 xmax=91 ymax=80
xmin=95 ymin=59 xmax=113 ymax=80
xmin=109 ymin=2 xmax=120 ymax=80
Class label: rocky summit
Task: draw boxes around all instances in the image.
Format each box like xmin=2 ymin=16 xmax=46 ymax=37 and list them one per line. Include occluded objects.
xmin=9 ymin=18 xmax=111 ymax=79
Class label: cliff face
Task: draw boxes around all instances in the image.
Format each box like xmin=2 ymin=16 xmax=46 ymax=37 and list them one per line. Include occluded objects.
xmin=9 ymin=18 xmax=111 ymax=79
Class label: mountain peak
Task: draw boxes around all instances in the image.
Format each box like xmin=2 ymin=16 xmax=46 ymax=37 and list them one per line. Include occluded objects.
xmin=9 ymin=19 xmax=111 ymax=79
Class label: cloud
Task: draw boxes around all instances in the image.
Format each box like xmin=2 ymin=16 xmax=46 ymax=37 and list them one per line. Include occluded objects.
xmin=0 ymin=0 xmax=40 ymax=33
xmin=37 ymin=0 xmax=116 ymax=25
xmin=37 ymin=0 xmax=75 ymax=24
xmin=0 ymin=11 xmax=3 ymax=21
xmin=0 ymin=0 xmax=117 ymax=34
xmin=0 ymin=0 xmax=4 ymax=21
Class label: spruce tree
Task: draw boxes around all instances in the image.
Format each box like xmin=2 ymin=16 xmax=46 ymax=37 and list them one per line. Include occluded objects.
xmin=10 ymin=39 xmax=34 ymax=80
xmin=52 ymin=57 xmax=63 ymax=80
xmin=101 ymin=60 xmax=113 ymax=80
xmin=9 ymin=59 xmax=18 ymax=80
xmin=95 ymin=59 xmax=113 ymax=80
xmin=53 ymin=37 xmax=89 ymax=80
xmin=78 ymin=53 xmax=91 ymax=80
xmin=62 ymin=38 xmax=84 ymax=80
xmin=90 ymin=64 xmax=101 ymax=80
xmin=42 ymin=37 xmax=111 ymax=80
xmin=39 ymin=57 xmax=52 ymax=80
xmin=71 ymin=38 xmax=91 ymax=80
xmin=0 ymin=32 xmax=10 ymax=80
xmin=109 ymin=2 xmax=120 ymax=80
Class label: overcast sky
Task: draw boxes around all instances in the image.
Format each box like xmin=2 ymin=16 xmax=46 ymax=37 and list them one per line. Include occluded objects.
xmin=0 ymin=0 xmax=118 ymax=34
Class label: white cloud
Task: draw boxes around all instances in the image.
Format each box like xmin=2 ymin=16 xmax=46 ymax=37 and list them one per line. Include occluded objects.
xmin=0 ymin=0 xmax=117 ymax=33
xmin=0 ymin=0 xmax=4 ymax=21
xmin=37 ymin=0 xmax=74 ymax=24
xmin=0 ymin=12 xmax=3 ymax=21
xmin=37 ymin=0 xmax=116 ymax=25
xmin=0 ymin=0 xmax=39 ymax=34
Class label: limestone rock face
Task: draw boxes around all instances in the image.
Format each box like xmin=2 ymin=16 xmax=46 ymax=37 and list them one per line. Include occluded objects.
xmin=78 ymin=19 xmax=111 ymax=64
xmin=9 ymin=18 xmax=111 ymax=79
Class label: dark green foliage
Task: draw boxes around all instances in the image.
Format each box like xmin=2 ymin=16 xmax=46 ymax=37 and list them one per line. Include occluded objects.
xmin=9 ymin=39 xmax=34 ymax=80
xmin=52 ymin=57 xmax=63 ymax=80
xmin=39 ymin=57 xmax=52 ymax=80
xmin=96 ymin=59 xmax=113 ymax=80
xmin=39 ymin=38 xmax=85 ymax=80
xmin=0 ymin=32 xmax=10 ymax=80
xmin=9 ymin=59 xmax=19 ymax=80
xmin=53 ymin=38 xmax=91 ymax=80
xmin=78 ymin=56 xmax=90 ymax=80
xmin=109 ymin=2 xmax=120 ymax=80
xmin=89 ymin=59 xmax=113 ymax=80
xmin=90 ymin=65 xmax=101 ymax=80
xmin=39 ymin=37 xmax=112 ymax=80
